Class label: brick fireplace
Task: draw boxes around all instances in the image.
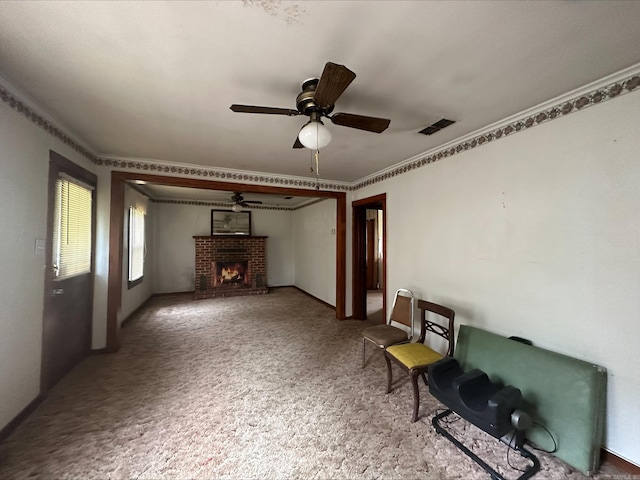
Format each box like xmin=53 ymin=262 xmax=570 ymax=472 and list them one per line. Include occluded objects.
xmin=193 ymin=236 xmax=268 ymax=299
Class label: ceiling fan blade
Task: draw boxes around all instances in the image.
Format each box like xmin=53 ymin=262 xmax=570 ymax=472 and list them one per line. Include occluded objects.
xmin=313 ymin=62 xmax=356 ymax=108
xmin=230 ymin=104 xmax=300 ymax=116
xmin=244 ymin=200 xmax=263 ymax=204
xmin=293 ymin=136 xmax=304 ymax=149
xmin=330 ymin=113 xmax=391 ymax=133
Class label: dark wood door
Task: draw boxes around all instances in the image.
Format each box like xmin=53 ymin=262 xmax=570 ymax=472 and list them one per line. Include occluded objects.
xmin=366 ymin=219 xmax=376 ymax=290
xmin=41 ymin=151 xmax=96 ymax=392
xmin=352 ymin=205 xmax=367 ymax=319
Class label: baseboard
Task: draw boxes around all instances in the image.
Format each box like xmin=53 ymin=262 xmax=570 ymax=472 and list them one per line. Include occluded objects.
xmin=268 ymin=285 xmax=294 ymax=291
xmin=601 ymin=449 xmax=640 ymax=474
xmin=120 ymin=292 xmax=194 ymax=328
xmin=120 ymin=294 xmax=155 ymax=328
xmin=152 ymin=291 xmax=195 ymax=297
xmin=277 ymin=285 xmax=336 ymax=310
xmin=0 ymin=394 xmax=45 ymax=442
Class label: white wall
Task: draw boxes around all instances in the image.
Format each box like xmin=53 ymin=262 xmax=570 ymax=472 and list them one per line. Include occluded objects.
xmin=0 ymin=100 xmax=100 ymax=429
xmin=292 ymin=200 xmax=337 ymax=305
xmin=3 ymin=73 xmax=639 ymax=466
xmin=153 ymin=203 xmax=294 ymax=293
xmin=253 ymin=208 xmax=294 ymax=286
xmin=353 ymin=91 xmax=640 ymax=465
xmin=118 ymin=185 xmax=154 ymax=324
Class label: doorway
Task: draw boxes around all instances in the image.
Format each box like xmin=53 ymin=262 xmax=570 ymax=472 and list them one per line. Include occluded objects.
xmin=106 ymin=171 xmax=348 ymax=351
xmin=352 ymin=194 xmax=386 ymax=322
xmin=41 ymin=151 xmax=96 ymax=392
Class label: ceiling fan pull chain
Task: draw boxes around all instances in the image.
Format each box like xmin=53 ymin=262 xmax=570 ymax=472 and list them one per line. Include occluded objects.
xmin=309 ymin=149 xmax=314 ymax=173
xmin=315 ymin=150 xmax=320 ymax=190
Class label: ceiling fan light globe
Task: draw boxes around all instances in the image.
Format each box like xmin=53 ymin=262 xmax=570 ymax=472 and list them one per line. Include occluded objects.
xmin=298 ymin=120 xmax=332 ymax=150
xmin=231 ymin=203 xmax=242 ymax=212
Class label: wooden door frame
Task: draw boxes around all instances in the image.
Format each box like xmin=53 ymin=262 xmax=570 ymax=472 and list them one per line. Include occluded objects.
xmin=366 ymin=219 xmax=376 ymax=290
xmin=106 ymin=171 xmax=347 ymax=351
xmin=351 ymin=193 xmax=386 ymax=320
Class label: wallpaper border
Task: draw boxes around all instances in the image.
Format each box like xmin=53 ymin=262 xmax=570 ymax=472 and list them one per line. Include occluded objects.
xmin=353 ymin=72 xmax=639 ymax=190
xmin=150 ymin=197 xmax=326 ymax=211
xmin=2 ymin=71 xmax=638 ymax=193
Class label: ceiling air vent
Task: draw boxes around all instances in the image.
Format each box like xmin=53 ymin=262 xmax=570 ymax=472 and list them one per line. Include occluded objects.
xmin=419 ymin=118 xmax=456 ymax=136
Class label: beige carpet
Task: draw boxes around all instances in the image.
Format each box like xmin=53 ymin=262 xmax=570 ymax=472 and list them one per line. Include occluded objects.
xmin=0 ymin=288 xmax=624 ymax=479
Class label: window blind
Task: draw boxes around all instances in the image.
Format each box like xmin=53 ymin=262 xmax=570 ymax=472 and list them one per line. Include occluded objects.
xmin=128 ymin=206 xmax=145 ymax=282
xmin=52 ymin=177 xmax=93 ymax=279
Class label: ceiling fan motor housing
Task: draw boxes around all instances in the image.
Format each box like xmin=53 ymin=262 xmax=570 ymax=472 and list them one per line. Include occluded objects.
xmin=296 ymin=79 xmax=334 ymax=116
xmin=230 ymin=192 xmax=262 ymax=208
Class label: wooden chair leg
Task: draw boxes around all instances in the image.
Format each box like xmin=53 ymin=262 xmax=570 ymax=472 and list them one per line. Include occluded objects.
xmin=421 ymin=371 xmax=428 ymax=387
xmin=384 ymin=353 xmax=393 ymax=394
xmin=411 ymin=370 xmax=420 ymax=422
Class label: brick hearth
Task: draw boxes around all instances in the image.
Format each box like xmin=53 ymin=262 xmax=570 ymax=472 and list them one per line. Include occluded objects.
xmin=193 ymin=236 xmax=268 ymax=299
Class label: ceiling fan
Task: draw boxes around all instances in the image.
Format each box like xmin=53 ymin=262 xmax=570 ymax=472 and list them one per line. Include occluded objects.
xmin=230 ymin=192 xmax=262 ymax=212
xmin=230 ymin=62 xmax=391 ymax=150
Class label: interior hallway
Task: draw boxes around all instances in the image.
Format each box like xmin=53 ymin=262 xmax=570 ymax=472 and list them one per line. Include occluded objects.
xmin=367 ymin=289 xmax=384 ymax=323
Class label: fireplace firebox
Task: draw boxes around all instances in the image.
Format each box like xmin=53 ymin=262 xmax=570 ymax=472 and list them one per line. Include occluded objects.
xmin=212 ymin=261 xmax=250 ymax=287
xmin=193 ymin=235 xmax=267 ymax=299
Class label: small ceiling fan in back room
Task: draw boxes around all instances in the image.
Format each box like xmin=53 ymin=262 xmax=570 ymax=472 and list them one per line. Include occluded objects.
xmin=230 ymin=192 xmax=262 ymax=212
xmin=230 ymin=62 xmax=391 ymax=151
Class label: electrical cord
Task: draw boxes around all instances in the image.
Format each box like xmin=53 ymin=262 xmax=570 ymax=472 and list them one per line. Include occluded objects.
xmin=526 ymin=421 xmax=558 ymax=454
xmin=432 ymin=404 xmax=548 ymax=474
xmin=506 ymin=430 xmax=529 ymax=473
xmin=506 ymin=419 xmax=557 ymax=473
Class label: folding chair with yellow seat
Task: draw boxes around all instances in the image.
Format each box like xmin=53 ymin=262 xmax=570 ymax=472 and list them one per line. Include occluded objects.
xmin=384 ymin=299 xmax=455 ymax=422
xmin=361 ymin=288 xmax=415 ymax=368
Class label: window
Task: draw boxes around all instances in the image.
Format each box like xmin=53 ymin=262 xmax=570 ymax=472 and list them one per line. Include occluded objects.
xmin=128 ymin=206 xmax=145 ymax=287
xmin=52 ymin=176 xmax=93 ymax=280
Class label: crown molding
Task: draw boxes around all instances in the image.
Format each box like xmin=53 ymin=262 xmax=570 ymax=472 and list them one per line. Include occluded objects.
xmin=353 ymin=63 xmax=640 ymax=189
xmin=96 ymin=155 xmax=352 ymax=192
xmin=2 ymin=63 xmax=639 ymax=193
xmin=150 ymin=197 xmax=326 ymax=211
xmin=0 ymin=73 xmax=97 ymax=160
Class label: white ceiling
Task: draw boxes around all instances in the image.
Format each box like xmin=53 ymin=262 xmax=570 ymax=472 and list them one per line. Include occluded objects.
xmin=1 ymin=1 xmax=640 ymax=184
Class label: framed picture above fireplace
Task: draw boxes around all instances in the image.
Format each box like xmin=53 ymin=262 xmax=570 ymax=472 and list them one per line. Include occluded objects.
xmin=211 ymin=210 xmax=252 ymax=236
